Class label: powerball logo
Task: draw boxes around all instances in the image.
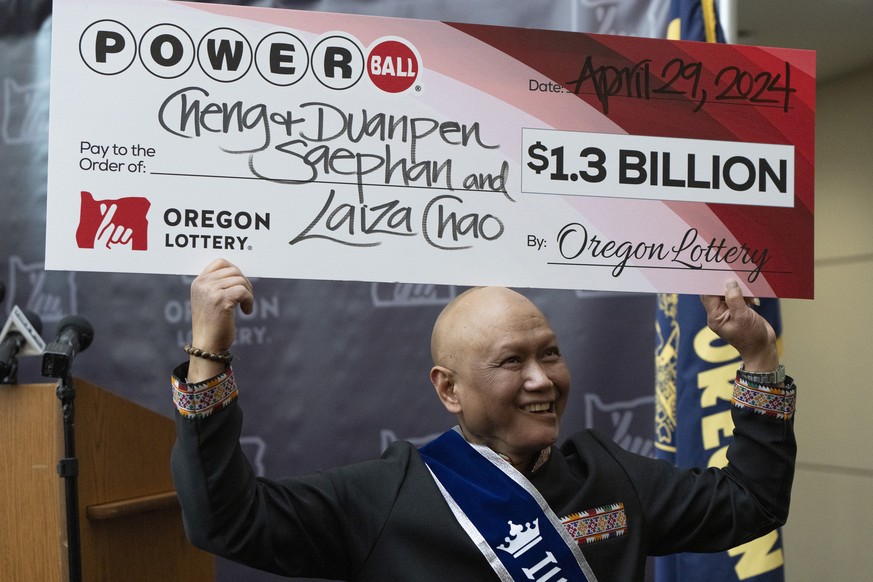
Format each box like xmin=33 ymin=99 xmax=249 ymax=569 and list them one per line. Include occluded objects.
xmin=76 ymin=191 xmax=150 ymax=250
xmin=79 ymin=19 xmax=422 ymax=94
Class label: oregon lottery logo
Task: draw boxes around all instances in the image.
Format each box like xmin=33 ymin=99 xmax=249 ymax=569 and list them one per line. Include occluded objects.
xmin=79 ymin=20 xmax=422 ymax=93
xmin=76 ymin=191 xmax=151 ymax=250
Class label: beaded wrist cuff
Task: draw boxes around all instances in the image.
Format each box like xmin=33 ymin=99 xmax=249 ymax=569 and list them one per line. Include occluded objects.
xmin=732 ymin=374 xmax=796 ymax=420
xmin=172 ymin=366 xmax=238 ymax=419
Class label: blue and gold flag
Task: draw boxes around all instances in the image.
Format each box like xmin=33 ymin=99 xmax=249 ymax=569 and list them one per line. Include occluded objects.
xmin=655 ymin=2 xmax=787 ymax=581
xmin=666 ymin=0 xmax=725 ymax=43
xmin=655 ymin=294 xmax=786 ymax=581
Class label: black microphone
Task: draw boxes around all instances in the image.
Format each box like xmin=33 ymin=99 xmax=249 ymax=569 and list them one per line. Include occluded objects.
xmin=41 ymin=315 xmax=94 ymax=378
xmin=0 ymin=309 xmax=43 ymax=380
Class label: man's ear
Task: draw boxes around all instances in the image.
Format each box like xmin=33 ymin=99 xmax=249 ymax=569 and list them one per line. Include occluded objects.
xmin=430 ymin=365 xmax=461 ymax=414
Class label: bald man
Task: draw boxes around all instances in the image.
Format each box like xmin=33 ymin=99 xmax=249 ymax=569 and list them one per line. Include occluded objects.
xmin=171 ymin=259 xmax=795 ymax=581
xmin=429 ymin=286 xmax=571 ymax=475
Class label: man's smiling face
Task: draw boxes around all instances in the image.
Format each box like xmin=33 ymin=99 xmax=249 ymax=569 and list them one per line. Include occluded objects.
xmin=430 ymin=287 xmax=570 ymax=469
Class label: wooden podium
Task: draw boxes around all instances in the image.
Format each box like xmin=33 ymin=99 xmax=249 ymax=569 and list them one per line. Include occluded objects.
xmin=0 ymin=379 xmax=214 ymax=581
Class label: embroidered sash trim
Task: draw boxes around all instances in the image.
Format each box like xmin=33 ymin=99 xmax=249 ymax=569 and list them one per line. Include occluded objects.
xmin=420 ymin=428 xmax=597 ymax=582
xmin=562 ymin=503 xmax=627 ymax=545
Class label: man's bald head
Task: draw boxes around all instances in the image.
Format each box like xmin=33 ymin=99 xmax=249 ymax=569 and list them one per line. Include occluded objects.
xmin=430 ymin=287 xmax=547 ymax=368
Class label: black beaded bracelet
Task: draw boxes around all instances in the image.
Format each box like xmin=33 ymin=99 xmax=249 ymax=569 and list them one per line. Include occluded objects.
xmin=184 ymin=343 xmax=234 ymax=364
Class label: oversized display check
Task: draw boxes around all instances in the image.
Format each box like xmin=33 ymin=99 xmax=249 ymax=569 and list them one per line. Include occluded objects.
xmin=46 ymin=0 xmax=815 ymax=297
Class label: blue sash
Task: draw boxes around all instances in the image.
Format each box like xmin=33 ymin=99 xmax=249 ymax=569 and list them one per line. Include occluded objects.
xmin=419 ymin=428 xmax=596 ymax=581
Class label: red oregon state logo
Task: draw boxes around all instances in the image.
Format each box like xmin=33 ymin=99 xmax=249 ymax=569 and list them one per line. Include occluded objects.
xmin=76 ymin=191 xmax=150 ymax=250
xmin=367 ymin=39 xmax=419 ymax=93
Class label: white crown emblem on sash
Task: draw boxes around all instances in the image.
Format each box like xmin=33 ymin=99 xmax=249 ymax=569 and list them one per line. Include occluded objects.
xmin=497 ymin=519 xmax=543 ymax=558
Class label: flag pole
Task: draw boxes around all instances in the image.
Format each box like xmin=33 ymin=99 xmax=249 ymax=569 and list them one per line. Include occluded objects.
xmin=718 ymin=0 xmax=738 ymax=44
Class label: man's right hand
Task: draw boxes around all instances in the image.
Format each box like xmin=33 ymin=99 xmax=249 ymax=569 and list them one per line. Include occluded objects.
xmin=188 ymin=258 xmax=253 ymax=382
